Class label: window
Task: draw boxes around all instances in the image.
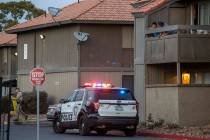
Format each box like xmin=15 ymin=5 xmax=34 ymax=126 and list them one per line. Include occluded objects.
xmin=198 ymin=2 xmax=210 ymax=25
xmin=73 ymin=91 xmax=84 ymax=102
xmin=185 ymin=72 xmax=210 ymax=84
xmin=68 ymin=90 xmax=78 ymax=102
xmin=24 ymin=44 xmax=28 ymax=60
xmin=88 ymin=89 xmax=134 ymax=101
xmin=182 ymin=72 xmax=190 ymax=85
xmin=3 ymin=48 xmax=7 ymax=64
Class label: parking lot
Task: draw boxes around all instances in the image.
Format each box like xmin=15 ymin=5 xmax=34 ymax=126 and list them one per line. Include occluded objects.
xmin=9 ymin=124 xmax=166 ymax=140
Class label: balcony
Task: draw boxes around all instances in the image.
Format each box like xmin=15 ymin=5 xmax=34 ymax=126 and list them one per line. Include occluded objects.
xmin=145 ymin=25 xmax=210 ymax=64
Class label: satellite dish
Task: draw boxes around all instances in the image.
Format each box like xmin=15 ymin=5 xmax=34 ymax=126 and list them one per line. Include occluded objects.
xmin=74 ymin=32 xmax=89 ymax=42
xmin=48 ymin=7 xmax=61 ymax=17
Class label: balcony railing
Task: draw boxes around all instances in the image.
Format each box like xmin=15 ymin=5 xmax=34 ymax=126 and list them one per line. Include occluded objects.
xmin=145 ymin=25 xmax=210 ymax=64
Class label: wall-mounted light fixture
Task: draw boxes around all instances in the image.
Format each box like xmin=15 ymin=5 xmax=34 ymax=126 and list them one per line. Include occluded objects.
xmin=14 ymin=52 xmax=18 ymax=56
xmin=182 ymin=72 xmax=190 ymax=85
xmin=39 ymin=34 xmax=45 ymax=40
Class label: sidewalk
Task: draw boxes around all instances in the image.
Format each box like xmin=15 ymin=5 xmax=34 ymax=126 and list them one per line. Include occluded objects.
xmin=11 ymin=114 xmax=51 ymax=126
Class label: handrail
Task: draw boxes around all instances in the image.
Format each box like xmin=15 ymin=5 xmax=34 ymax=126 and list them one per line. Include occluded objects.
xmin=146 ymin=25 xmax=210 ymax=35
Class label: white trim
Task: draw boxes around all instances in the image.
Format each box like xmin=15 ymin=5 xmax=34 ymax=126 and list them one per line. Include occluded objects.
xmin=23 ymin=43 xmax=28 ymax=60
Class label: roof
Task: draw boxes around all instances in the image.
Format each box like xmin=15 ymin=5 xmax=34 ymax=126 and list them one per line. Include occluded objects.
xmin=0 ymin=32 xmax=17 ymax=47
xmin=7 ymin=0 xmax=136 ymax=33
xmin=132 ymin=0 xmax=169 ymax=14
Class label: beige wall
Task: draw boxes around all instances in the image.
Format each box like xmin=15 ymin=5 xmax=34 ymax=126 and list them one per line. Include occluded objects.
xmin=18 ymin=25 xmax=79 ymax=73
xmin=18 ymin=72 xmax=78 ymax=104
xmin=80 ymin=24 xmax=134 ymax=68
xmin=145 ymin=86 xmax=210 ymax=126
xmin=17 ymin=24 xmax=134 ymax=104
xmin=179 ymin=86 xmax=210 ymax=126
xmin=18 ymin=75 xmax=33 ymax=92
xmin=146 ymin=87 xmax=179 ymax=124
xmin=80 ymin=72 xmax=122 ymax=87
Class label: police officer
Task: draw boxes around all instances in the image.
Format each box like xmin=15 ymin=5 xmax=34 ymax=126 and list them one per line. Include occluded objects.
xmin=15 ymin=88 xmax=28 ymax=121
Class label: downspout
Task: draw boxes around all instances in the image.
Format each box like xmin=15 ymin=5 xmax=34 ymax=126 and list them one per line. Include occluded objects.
xmin=190 ymin=3 xmax=194 ymax=25
xmin=34 ymin=32 xmax=37 ymax=68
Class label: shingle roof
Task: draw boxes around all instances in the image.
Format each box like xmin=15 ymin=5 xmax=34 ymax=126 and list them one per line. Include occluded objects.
xmin=133 ymin=0 xmax=169 ymax=14
xmin=7 ymin=0 xmax=135 ymax=33
xmin=0 ymin=32 xmax=17 ymax=47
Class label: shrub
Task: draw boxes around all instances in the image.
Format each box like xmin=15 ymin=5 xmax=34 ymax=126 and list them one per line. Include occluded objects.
xmin=154 ymin=119 xmax=165 ymax=127
xmin=166 ymin=123 xmax=179 ymax=129
xmin=21 ymin=90 xmax=48 ymax=114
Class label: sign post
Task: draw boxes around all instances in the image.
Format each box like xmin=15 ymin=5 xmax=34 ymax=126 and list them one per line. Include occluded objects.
xmin=30 ymin=68 xmax=45 ymax=140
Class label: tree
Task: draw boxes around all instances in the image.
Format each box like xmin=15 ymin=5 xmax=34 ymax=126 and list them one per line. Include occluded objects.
xmin=0 ymin=1 xmax=45 ymax=31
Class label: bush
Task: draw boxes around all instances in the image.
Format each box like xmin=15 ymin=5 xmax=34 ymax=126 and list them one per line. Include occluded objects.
xmin=166 ymin=123 xmax=179 ymax=129
xmin=21 ymin=90 xmax=48 ymax=114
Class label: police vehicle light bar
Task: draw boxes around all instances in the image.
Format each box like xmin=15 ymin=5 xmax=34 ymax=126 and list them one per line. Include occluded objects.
xmin=83 ymin=82 xmax=112 ymax=88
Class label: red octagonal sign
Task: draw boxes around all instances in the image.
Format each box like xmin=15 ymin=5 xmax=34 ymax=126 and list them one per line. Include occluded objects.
xmin=30 ymin=68 xmax=46 ymax=86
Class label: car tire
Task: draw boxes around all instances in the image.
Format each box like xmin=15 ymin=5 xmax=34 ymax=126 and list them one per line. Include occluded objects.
xmin=53 ymin=119 xmax=66 ymax=134
xmin=96 ymin=130 xmax=107 ymax=135
xmin=79 ymin=115 xmax=90 ymax=136
xmin=124 ymin=129 xmax=136 ymax=137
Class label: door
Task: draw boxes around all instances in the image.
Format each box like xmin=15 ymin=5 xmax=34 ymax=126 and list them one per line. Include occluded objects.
xmin=71 ymin=90 xmax=85 ymax=121
xmin=122 ymin=75 xmax=134 ymax=94
xmin=60 ymin=90 xmax=78 ymax=122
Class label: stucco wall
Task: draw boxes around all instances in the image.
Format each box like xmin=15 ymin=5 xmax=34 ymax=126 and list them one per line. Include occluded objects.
xmin=81 ymin=72 xmax=122 ymax=87
xmin=80 ymin=24 xmax=133 ymax=68
xmin=17 ymin=25 xmax=79 ymax=74
xmin=18 ymin=72 xmax=78 ymax=104
xmin=179 ymin=86 xmax=210 ymax=126
xmin=146 ymin=87 xmax=179 ymax=123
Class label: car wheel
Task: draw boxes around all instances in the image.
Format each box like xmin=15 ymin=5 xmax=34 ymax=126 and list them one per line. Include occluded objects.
xmin=124 ymin=129 xmax=136 ymax=137
xmin=53 ymin=119 xmax=66 ymax=134
xmin=79 ymin=116 xmax=90 ymax=136
xmin=96 ymin=130 xmax=107 ymax=135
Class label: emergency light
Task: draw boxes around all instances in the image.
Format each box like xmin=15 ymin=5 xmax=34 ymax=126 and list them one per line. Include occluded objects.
xmin=83 ymin=82 xmax=112 ymax=88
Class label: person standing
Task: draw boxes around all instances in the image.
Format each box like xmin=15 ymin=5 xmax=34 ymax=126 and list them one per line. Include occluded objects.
xmin=15 ymin=88 xmax=28 ymax=121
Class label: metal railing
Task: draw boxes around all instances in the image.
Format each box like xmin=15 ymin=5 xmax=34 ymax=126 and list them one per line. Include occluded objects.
xmin=146 ymin=25 xmax=210 ymax=37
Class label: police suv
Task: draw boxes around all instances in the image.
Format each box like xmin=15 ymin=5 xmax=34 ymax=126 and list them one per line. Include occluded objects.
xmin=47 ymin=83 xmax=139 ymax=136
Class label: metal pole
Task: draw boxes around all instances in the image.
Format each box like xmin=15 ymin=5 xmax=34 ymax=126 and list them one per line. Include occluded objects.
xmin=36 ymin=85 xmax=40 ymax=140
xmin=0 ymin=77 xmax=2 ymax=139
xmin=6 ymin=85 xmax=11 ymax=140
xmin=77 ymin=42 xmax=80 ymax=88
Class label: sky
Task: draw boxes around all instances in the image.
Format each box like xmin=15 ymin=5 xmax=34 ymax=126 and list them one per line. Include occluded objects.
xmin=0 ymin=0 xmax=78 ymax=10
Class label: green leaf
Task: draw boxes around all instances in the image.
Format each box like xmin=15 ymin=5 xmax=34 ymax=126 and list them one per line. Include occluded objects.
xmin=0 ymin=1 xmax=45 ymax=30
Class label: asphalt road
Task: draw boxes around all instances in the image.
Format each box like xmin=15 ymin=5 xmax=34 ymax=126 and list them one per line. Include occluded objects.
xmin=9 ymin=124 xmax=166 ymax=140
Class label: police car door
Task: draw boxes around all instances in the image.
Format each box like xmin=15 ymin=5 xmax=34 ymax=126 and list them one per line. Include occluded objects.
xmin=71 ymin=89 xmax=84 ymax=121
xmin=60 ymin=90 xmax=77 ymax=122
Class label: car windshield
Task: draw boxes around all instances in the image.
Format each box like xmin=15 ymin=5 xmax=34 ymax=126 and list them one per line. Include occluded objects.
xmin=87 ymin=89 xmax=134 ymax=101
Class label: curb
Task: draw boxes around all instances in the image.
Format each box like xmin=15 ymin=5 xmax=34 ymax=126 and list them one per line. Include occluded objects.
xmin=12 ymin=120 xmax=52 ymax=127
xmin=137 ymin=131 xmax=209 ymax=140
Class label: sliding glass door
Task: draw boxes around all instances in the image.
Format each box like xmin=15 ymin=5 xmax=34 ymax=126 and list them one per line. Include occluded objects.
xmin=198 ymin=1 xmax=210 ymax=25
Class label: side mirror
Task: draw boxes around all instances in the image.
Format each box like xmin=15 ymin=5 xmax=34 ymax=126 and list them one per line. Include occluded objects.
xmin=59 ymin=99 xmax=68 ymax=104
xmin=86 ymin=101 xmax=91 ymax=107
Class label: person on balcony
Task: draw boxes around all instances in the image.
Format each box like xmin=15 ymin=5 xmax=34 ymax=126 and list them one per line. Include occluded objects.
xmin=158 ymin=21 xmax=168 ymax=37
xmin=150 ymin=22 xmax=160 ymax=37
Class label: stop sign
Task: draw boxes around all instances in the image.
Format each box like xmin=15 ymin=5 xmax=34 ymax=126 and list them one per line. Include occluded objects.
xmin=30 ymin=68 xmax=46 ymax=86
